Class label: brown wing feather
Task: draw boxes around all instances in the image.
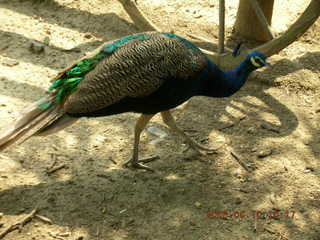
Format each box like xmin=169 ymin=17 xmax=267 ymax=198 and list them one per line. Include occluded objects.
xmin=63 ymin=34 xmax=207 ymax=114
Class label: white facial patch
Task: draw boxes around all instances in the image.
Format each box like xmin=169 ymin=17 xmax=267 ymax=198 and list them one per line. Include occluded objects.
xmin=250 ymin=56 xmax=264 ymax=67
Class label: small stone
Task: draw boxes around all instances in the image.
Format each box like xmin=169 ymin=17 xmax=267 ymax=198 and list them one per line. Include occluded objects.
xmin=304 ymin=167 xmax=314 ymax=173
xmin=19 ymin=208 xmax=26 ymax=213
xmin=260 ymin=123 xmax=280 ymax=133
xmin=3 ymin=59 xmax=19 ymax=67
xmin=0 ymin=213 xmax=3 ymax=219
xmin=29 ymin=40 xmax=45 ymax=54
xmin=147 ymin=126 xmax=168 ymax=138
xmin=235 ymin=197 xmax=242 ymax=205
xmin=194 ymin=201 xmax=202 ymax=208
xmin=0 ymin=223 xmax=3 ymax=228
xmin=257 ymin=149 xmax=272 ymax=158
xmin=193 ymin=14 xmax=203 ymax=18
xmin=269 ymin=193 xmax=276 ymax=204
xmin=84 ymin=33 xmax=92 ymax=39
xmin=300 ymin=207 xmax=306 ymax=213
xmin=251 ymin=147 xmax=257 ymax=152
xmin=189 ymin=221 xmax=197 ymax=226
xmin=233 ymin=168 xmax=243 ymax=178
xmin=239 ymin=188 xmax=249 ymax=193
xmin=302 ymin=139 xmax=311 ymax=145
xmin=101 ymin=207 xmax=106 ymax=214
xmin=58 ymin=232 xmax=70 ymax=237
xmin=247 ymin=127 xmax=255 ymax=134
xmin=43 ymin=36 xmax=50 ymax=45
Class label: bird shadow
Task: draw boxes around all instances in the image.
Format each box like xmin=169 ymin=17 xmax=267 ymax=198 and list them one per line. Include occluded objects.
xmin=176 ymin=51 xmax=320 ymax=158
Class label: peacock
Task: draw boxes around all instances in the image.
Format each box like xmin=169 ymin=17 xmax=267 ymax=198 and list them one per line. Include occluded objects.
xmin=0 ymin=32 xmax=270 ymax=171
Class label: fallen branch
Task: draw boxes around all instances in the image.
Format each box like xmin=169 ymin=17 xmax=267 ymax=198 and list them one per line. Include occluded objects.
xmin=0 ymin=209 xmax=37 ymax=239
xmin=230 ymin=151 xmax=252 ymax=172
xmin=35 ymin=215 xmax=53 ymax=225
xmin=219 ymin=116 xmax=246 ymax=131
xmin=47 ymin=164 xmax=66 ymax=175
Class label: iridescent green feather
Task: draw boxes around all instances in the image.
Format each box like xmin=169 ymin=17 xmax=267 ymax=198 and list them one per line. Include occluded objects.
xmin=39 ymin=52 xmax=107 ymax=110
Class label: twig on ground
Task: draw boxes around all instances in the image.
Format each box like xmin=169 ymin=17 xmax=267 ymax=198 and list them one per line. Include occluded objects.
xmin=35 ymin=215 xmax=53 ymax=225
xmin=230 ymin=151 xmax=252 ymax=172
xmin=47 ymin=164 xmax=66 ymax=175
xmin=219 ymin=123 xmax=235 ymax=130
xmin=0 ymin=209 xmax=37 ymax=239
xmin=254 ymin=216 xmax=258 ymax=232
xmin=108 ymin=157 xmax=117 ymax=164
xmin=48 ymin=153 xmax=57 ymax=169
xmin=219 ymin=116 xmax=246 ymax=131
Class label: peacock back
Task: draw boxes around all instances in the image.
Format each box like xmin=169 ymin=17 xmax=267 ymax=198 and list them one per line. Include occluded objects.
xmin=45 ymin=32 xmax=208 ymax=114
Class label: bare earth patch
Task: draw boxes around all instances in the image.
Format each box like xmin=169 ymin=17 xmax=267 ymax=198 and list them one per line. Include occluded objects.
xmin=0 ymin=0 xmax=319 ymax=239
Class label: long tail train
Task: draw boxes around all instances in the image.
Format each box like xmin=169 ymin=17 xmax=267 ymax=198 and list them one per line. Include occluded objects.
xmin=0 ymin=45 xmax=109 ymax=151
xmin=0 ymin=94 xmax=77 ymax=151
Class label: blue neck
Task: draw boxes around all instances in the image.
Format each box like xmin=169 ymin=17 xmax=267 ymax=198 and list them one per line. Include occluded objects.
xmin=200 ymin=58 xmax=257 ymax=98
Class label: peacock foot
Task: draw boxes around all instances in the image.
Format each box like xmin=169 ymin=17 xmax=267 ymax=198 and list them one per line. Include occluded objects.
xmin=123 ymin=155 xmax=160 ymax=171
xmin=183 ymin=140 xmax=218 ymax=156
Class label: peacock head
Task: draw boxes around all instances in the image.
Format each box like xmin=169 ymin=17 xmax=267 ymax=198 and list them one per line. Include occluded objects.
xmin=246 ymin=51 xmax=270 ymax=68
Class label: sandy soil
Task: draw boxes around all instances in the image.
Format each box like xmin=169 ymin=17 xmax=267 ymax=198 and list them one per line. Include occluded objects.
xmin=0 ymin=0 xmax=319 ymax=239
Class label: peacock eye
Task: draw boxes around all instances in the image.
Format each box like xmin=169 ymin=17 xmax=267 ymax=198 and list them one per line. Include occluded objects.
xmin=254 ymin=57 xmax=265 ymax=65
xmin=250 ymin=56 xmax=265 ymax=67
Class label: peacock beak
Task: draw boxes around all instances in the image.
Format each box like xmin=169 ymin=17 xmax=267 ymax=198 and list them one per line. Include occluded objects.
xmin=264 ymin=61 xmax=271 ymax=67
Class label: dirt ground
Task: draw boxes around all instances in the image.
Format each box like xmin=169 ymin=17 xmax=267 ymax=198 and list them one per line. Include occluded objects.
xmin=0 ymin=0 xmax=319 ymax=239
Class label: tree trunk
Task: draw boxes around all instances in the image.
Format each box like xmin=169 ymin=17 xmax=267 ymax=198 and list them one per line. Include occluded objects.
xmin=234 ymin=0 xmax=274 ymax=42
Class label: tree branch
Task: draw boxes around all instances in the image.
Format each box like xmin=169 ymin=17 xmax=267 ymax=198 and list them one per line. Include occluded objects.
xmin=249 ymin=0 xmax=274 ymax=40
xmin=0 ymin=209 xmax=37 ymax=239
xmin=254 ymin=0 xmax=320 ymax=56
xmin=117 ymin=0 xmax=161 ymax=31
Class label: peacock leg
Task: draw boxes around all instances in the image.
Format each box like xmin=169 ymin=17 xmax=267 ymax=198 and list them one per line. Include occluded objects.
xmin=161 ymin=110 xmax=217 ymax=155
xmin=123 ymin=114 xmax=159 ymax=171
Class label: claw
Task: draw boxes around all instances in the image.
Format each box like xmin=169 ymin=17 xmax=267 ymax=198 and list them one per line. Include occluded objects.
xmin=123 ymin=155 xmax=160 ymax=171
